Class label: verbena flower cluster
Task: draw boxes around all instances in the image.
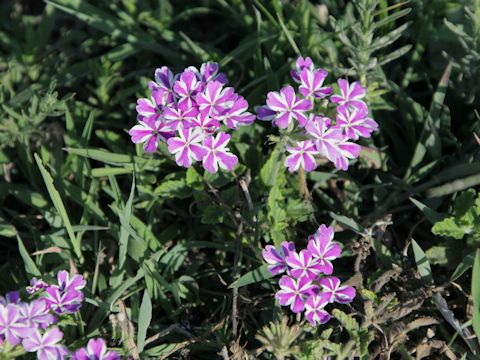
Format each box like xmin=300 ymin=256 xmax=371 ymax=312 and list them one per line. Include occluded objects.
xmin=258 ymin=56 xmax=378 ymax=172
xmin=262 ymin=225 xmax=355 ymax=326
xmin=0 ymin=271 xmax=120 ymax=360
xmin=129 ymin=62 xmax=256 ymax=173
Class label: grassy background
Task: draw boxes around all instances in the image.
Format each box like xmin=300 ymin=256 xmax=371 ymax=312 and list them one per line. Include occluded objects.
xmin=1 ymin=0 xmax=480 ymax=358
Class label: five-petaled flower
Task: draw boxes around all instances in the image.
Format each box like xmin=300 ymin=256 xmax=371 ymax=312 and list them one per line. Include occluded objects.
xmin=23 ymin=327 xmax=68 ymax=360
xmin=167 ymin=128 xmax=207 ymax=168
xmin=128 ymin=117 xmax=175 ymax=153
xmin=304 ymin=294 xmax=331 ymax=326
xmin=307 ymin=225 xmax=341 ymax=275
xmin=299 ymin=68 xmax=332 ymax=99
xmin=320 ymin=276 xmax=356 ymax=304
xmin=72 ymin=338 xmax=120 ymax=360
xmin=196 ymin=80 xmax=236 ymax=117
xmin=276 ymin=276 xmax=318 ymax=313
xmin=19 ymin=299 xmax=56 ymax=329
xmin=336 ymin=104 xmax=378 ymax=140
xmin=284 ymin=140 xmax=319 ymax=172
xmin=330 ymin=79 xmax=367 ymax=111
xmin=285 ymin=249 xmax=323 ymax=280
xmin=266 ymin=86 xmax=312 ymax=128
xmin=202 ymin=132 xmax=238 ymax=173
xmin=262 ymin=241 xmax=296 ymax=275
xmin=0 ymin=304 xmax=27 ymax=346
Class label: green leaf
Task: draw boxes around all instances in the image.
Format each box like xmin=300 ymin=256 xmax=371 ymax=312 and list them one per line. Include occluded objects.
xmin=228 ymin=265 xmax=273 ymax=289
xmin=451 ymin=252 xmax=475 ymax=281
xmin=34 ymin=153 xmax=82 ymax=261
xmin=472 ymin=250 xmax=480 ymax=342
xmin=137 ymin=290 xmax=152 ymax=353
xmin=329 ymin=213 xmax=364 ymax=234
xmin=411 ymin=239 xmax=433 ymax=285
xmin=17 ymin=235 xmax=41 ymax=278
xmin=432 ymin=218 xmax=465 ymax=239
xmin=409 ymin=197 xmax=445 ymax=224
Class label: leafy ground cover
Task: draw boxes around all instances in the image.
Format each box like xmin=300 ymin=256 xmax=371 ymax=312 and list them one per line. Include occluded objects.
xmin=1 ymin=0 xmax=480 ymax=358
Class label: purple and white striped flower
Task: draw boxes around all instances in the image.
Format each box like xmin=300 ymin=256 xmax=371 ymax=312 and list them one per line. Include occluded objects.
xmin=202 ymin=132 xmax=238 ymax=173
xmin=0 ymin=304 xmax=28 ymax=346
xmin=330 ymin=79 xmax=367 ymax=111
xmin=266 ymin=86 xmax=312 ymax=128
xmin=167 ymin=128 xmax=207 ymax=168
xmin=22 ymin=327 xmax=68 ymax=360
xmin=19 ymin=299 xmax=56 ymax=329
xmin=72 ymin=338 xmax=120 ymax=360
xmin=150 ymin=66 xmax=175 ymax=106
xmin=298 ymin=69 xmax=332 ymax=99
xmin=319 ymin=276 xmax=356 ymax=304
xmin=285 ymin=250 xmax=323 ymax=280
xmin=163 ymin=103 xmax=199 ymax=130
xmin=173 ymin=70 xmax=203 ymax=109
xmin=276 ymin=276 xmax=318 ymax=313
xmin=56 ymin=271 xmax=86 ymax=293
xmin=217 ymin=96 xmax=256 ymax=129
xmin=290 ymin=56 xmax=314 ymax=83
xmin=262 ymin=241 xmax=296 ymax=275
xmin=284 ymin=140 xmax=319 ymax=173
xmin=304 ymin=294 xmax=331 ymax=326
xmin=128 ymin=117 xmax=175 ymax=153
xmin=43 ymin=286 xmax=83 ymax=315
xmin=307 ymin=225 xmax=341 ymax=275
xmin=26 ymin=278 xmax=48 ymax=295
xmin=196 ymin=81 xmax=236 ymax=117
xmin=336 ymin=104 xmax=378 ymax=140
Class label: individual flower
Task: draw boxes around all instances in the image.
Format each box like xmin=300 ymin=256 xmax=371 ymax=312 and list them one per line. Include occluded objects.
xmin=298 ymin=68 xmax=332 ymax=99
xmin=22 ymin=327 xmax=68 ymax=360
xmin=319 ymin=277 xmax=355 ymax=304
xmin=304 ymin=294 xmax=331 ymax=326
xmin=202 ymin=132 xmax=238 ymax=173
xmin=55 ymin=271 xmax=86 ymax=293
xmin=173 ymin=70 xmax=202 ymax=109
xmin=135 ymin=92 xmax=163 ymax=123
xmin=186 ymin=113 xmax=220 ymax=135
xmin=330 ymin=79 xmax=367 ymax=110
xmin=167 ymin=128 xmax=207 ymax=168
xmin=217 ymin=96 xmax=256 ymax=129
xmin=26 ymin=278 xmax=48 ymax=295
xmin=42 ymin=286 xmax=83 ymax=315
xmin=285 ymin=250 xmax=323 ymax=280
xmin=150 ymin=66 xmax=175 ymax=106
xmin=196 ymin=81 xmax=236 ymax=117
xmin=336 ymin=104 xmax=378 ymax=140
xmin=72 ymin=338 xmax=120 ymax=360
xmin=262 ymin=241 xmax=296 ymax=275
xmin=276 ymin=276 xmax=317 ymax=313
xmin=266 ymin=86 xmax=312 ymax=128
xmin=128 ymin=117 xmax=175 ymax=152
xmin=307 ymin=225 xmax=341 ymax=275
xmin=163 ymin=103 xmax=198 ymax=130
xmin=290 ymin=56 xmax=314 ymax=83
xmin=19 ymin=300 xmax=56 ymax=329
xmin=284 ymin=140 xmax=319 ymax=172
xmin=0 ymin=304 xmax=28 ymax=346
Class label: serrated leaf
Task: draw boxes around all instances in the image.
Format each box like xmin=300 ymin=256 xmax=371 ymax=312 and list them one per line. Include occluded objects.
xmin=432 ymin=218 xmax=465 ymax=239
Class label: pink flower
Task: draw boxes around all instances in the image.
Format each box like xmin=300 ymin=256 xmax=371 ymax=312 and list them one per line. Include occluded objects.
xmin=319 ymin=276 xmax=355 ymax=304
xmin=307 ymin=225 xmax=341 ymax=275
xmin=262 ymin=241 xmax=296 ymax=275
xmin=305 ymin=116 xmax=360 ymax=170
xmin=276 ymin=276 xmax=318 ymax=313
xmin=284 ymin=140 xmax=319 ymax=172
xmin=167 ymin=128 xmax=207 ymax=168
xmin=0 ymin=304 xmax=28 ymax=346
xmin=187 ymin=62 xmax=228 ymax=84
xmin=173 ymin=70 xmax=203 ymax=109
xmin=186 ymin=113 xmax=220 ymax=135
xmin=290 ymin=56 xmax=314 ymax=83
xmin=22 ymin=327 xmax=68 ymax=360
xmin=128 ymin=117 xmax=175 ymax=153
xmin=196 ymin=81 xmax=236 ymax=117
xmin=336 ymin=104 xmax=378 ymax=140
xmin=217 ymin=96 xmax=256 ymax=129
xmin=202 ymin=132 xmax=238 ymax=173
xmin=285 ymin=250 xmax=323 ymax=280
xmin=72 ymin=338 xmax=120 ymax=360
xmin=266 ymin=86 xmax=312 ymax=128
xmin=298 ymin=69 xmax=332 ymax=99
xmin=304 ymin=294 xmax=331 ymax=326
xmin=19 ymin=299 xmax=57 ymax=329
xmin=43 ymin=286 xmax=83 ymax=314
xmin=135 ymin=92 xmax=164 ymax=122
xmin=163 ymin=103 xmax=198 ymax=130
xmin=330 ymin=79 xmax=367 ymax=110
xmin=56 ymin=271 xmax=86 ymax=293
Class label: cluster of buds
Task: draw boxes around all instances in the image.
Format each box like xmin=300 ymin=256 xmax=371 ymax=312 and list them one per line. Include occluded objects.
xmin=262 ymin=225 xmax=355 ymax=326
xmin=258 ymin=56 xmax=378 ymax=171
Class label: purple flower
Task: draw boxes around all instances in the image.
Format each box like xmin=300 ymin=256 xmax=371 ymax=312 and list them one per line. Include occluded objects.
xmin=262 ymin=241 xmax=296 ymax=275
xmin=266 ymin=86 xmax=312 ymax=128
xmin=196 ymin=81 xmax=236 ymax=117
xmin=336 ymin=104 xmax=378 ymax=140
xmin=73 ymin=338 xmax=120 ymax=360
xmin=284 ymin=140 xmax=319 ymax=172
xmin=305 ymin=116 xmax=360 ymax=170
xmin=0 ymin=304 xmax=28 ymax=346
xmin=135 ymin=93 xmax=163 ymax=123
xmin=19 ymin=300 xmax=56 ymax=330
xmin=150 ymin=66 xmax=175 ymax=106
xmin=0 ymin=291 xmax=21 ymax=305
xmin=304 ymin=294 xmax=331 ymax=326
xmin=319 ymin=276 xmax=355 ymax=304
xmin=276 ymin=276 xmax=318 ymax=313
xmin=186 ymin=112 xmax=221 ymax=135
xmin=163 ymin=103 xmax=198 ymax=130
xmin=285 ymin=249 xmax=323 ymax=280
xmin=167 ymin=128 xmax=207 ymax=168
xmin=298 ymin=69 xmax=332 ymax=99
xmin=23 ymin=327 xmax=68 ymax=360
xmin=330 ymin=79 xmax=367 ymax=110
xmin=217 ymin=96 xmax=256 ymax=129
xmin=256 ymin=105 xmax=276 ymax=121
xmin=306 ymin=225 xmax=341 ymax=275
xmin=173 ymin=70 xmax=202 ymax=109
xmin=187 ymin=62 xmax=228 ymax=84
xmin=202 ymin=132 xmax=238 ymax=173
xmin=27 ymin=278 xmax=48 ymax=295
xmin=290 ymin=56 xmax=314 ymax=83
xmin=56 ymin=271 xmax=86 ymax=293
xmin=128 ymin=117 xmax=175 ymax=153
xmin=43 ymin=286 xmax=83 ymax=315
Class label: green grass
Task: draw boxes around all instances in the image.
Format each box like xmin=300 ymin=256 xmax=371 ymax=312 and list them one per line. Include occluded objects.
xmin=1 ymin=0 xmax=480 ymax=358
